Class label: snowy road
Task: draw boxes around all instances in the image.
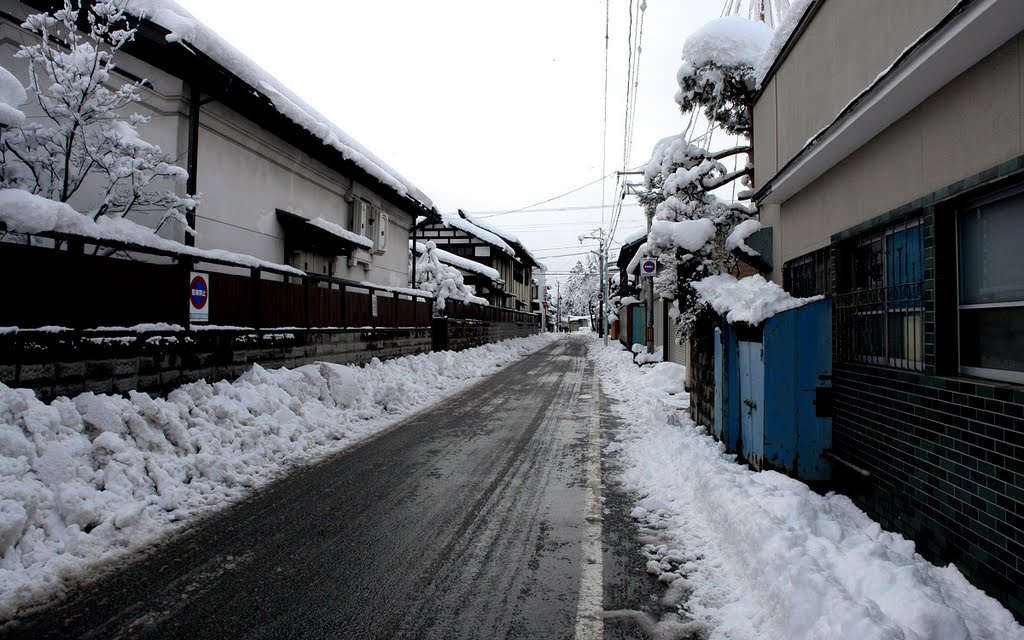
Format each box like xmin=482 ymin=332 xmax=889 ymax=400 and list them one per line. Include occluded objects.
xmin=4 ymin=336 xmax=659 ymax=640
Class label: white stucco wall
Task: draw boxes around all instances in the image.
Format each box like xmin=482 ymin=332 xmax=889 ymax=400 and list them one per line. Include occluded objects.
xmin=0 ymin=3 xmax=417 ymax=290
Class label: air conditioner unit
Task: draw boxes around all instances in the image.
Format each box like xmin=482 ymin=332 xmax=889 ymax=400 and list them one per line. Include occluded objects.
xmin=374 ymin=210 xmax=389 ymax=254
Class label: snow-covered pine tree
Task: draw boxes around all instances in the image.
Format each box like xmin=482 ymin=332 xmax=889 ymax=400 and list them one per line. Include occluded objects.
xmin=415 ymin=241 xmax=486 ymax=314
xmin=638 ymin=13 xmax=772 ymax=336
xmin=0 ymin=0 xmax=196 ymax=233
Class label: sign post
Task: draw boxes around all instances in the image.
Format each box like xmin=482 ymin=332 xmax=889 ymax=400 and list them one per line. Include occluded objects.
xmin=189 ymin=272 xmax=210 ymax=323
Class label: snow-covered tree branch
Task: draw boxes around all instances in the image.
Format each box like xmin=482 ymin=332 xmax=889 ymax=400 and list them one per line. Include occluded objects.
xmin=415 ymin=241 xmax=487 ymax=313
xmin=0 ymin=0 xmax=197 ymax=234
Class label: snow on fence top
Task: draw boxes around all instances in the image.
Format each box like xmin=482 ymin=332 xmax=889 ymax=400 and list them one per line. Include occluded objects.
xmin=693 ymin=273 xmax=821 ymax=325
xmin=411 ymin=241 xmax=501 ymax=282
xmin=0 ymin=189 xmax=304 ymax=276
xmin=122 ymin=0 xmax=433 ymax=211
xmin=681 ymin=15 xmax=774 ymax=70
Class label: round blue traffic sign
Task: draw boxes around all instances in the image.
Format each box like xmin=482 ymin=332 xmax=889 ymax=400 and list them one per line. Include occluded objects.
xmin=641 ymin=259 xmax=657 ymax=274
xmin=190 ymin=275 xmax=209 ymax=309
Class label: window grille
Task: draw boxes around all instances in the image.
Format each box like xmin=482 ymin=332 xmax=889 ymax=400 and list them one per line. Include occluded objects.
xmin=783 ymin=246 xmax=832 ymax=298
xmin=835 ymin=217 xmax=924 ymax=371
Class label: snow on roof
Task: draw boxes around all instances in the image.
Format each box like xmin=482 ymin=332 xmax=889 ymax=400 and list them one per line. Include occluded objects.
xmin=0 ymin=189 xmax=304 ymax=275
xmin=681 ymin=15 xmax=774 ymax=69
xmin=725 ymin=219 xmax=761 ymax=257
xmin=458 ymin=210 xmax=544 ymax=268
xmin=307 ymin=216 xmax=373 ymax=249
xmin=692 ymin=274 xmax=821 ymax=325
xmin=438 ymin=212 xmax=516 ymax=256
xmin=755 ymin=0 xmax=815 ymax=88
xmin=122 ymin=1 xmax=432 ymax=210
xmin=0 ymin=63 xmax=26 ymax=127
xmin=411 ymin=241 xmax=501 ymax=282
xmin=623 ymin=226 xmax=648 ymax=245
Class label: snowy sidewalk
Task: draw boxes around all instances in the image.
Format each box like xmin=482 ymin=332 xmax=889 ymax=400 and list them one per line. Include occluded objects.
xmin=0 ymin=333 xmax=557 ymax=621
xmin=592 ymin=338 xmax=1023 ymax=640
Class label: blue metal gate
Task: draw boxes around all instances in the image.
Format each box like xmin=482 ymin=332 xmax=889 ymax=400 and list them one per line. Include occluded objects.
xmin=631 ymin=305 xmax=645 ymax=346
xmin=716 ymin=298 xmax=833 ymax=481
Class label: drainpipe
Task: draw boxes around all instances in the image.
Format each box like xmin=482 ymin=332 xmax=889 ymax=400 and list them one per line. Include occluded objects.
xmin=185 ymin=83 xmax=201 ymax=247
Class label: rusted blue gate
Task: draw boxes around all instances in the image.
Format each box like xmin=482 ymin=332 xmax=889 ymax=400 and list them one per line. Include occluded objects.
xmin=717 ymin=298 xmax=832 ymax=481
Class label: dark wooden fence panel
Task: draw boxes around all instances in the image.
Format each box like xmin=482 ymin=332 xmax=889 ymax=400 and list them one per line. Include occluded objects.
xmin=0 ymin=242 xmax=180 ymax=329
xmin=209 ymin=271 xmax=255 ymax=327
xmin=346 ymin=289 xmax=374 ymax=328
xmin=307 ymin=284 xmax=344 ymax=327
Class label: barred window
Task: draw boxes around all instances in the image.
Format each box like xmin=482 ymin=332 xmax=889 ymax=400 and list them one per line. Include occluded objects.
xmin=783 ymin=246 xmax=832 ymax=298
xmin=835 ymin=217 xmax=924 ymax=370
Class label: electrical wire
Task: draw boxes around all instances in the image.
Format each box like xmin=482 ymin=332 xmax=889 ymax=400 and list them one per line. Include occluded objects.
xmin=472 ymin=173 xmax=616 ymax=218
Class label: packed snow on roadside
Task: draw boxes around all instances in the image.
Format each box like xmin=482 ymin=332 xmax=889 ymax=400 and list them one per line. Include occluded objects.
xmin=592 ymin=340 xmax=1024 ymax=640
xmin=0 ymin=333 xmax=557 ymax=619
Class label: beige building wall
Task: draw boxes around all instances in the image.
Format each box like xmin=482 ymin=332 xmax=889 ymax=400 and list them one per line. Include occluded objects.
xmin=753 ymin=0 xmax=1024 ymax=284
xmin=765 ymin=0 xmax=958 ymax=169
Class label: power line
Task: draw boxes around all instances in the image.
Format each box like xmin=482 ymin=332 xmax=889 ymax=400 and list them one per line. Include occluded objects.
xmin=471 ymin=202 xmax=642 ymax=215
xmin=472 ymin=173 xmax=615 ymax=219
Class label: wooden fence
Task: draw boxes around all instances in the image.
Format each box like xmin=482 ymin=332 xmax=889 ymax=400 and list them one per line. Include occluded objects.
xmin=1 ymin=237 xmax=538 ymax=331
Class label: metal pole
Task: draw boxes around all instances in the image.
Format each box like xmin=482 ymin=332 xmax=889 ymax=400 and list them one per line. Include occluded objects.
xmin=602 ymin=235 xmax=609 ymax=347
xmin=556 ymin=280 xmax=561 ymax=333
xmin=645 ymin=207 xmax=655 ymax=354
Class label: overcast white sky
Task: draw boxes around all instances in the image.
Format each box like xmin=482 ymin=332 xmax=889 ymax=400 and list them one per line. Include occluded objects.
xmin=174 ymin=0 xmax=735 ymax=279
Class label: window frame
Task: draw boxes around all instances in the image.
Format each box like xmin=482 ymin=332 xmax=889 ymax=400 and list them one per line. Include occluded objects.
xmin=835 ymin=216 xmax=925 ymax=371
xmin=955 ymin=183 xmax=1024 ymax=385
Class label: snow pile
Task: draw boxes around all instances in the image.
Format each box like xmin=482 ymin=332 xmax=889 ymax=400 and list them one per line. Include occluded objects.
xmin=681 ymin=16 xmax=775 ymax=69
xmin=693 ymin=274 xmax=820 ymax=325
xmin=755 ymin=0 xmax=815 ymax=87
xmin=0 ymin=333 xmax=557 ymax=618
xmin=647 ymin=218 xmax=716 ymax=253
xmin=0 ymin=64 xmax=26 ymax=127
xmin=0 ymin=189 xmax=303 ymax=276
xmin=725 ymin=219 xmax=761 ymax=257
xmin=592 ymin=340 xmax=1024 ymax=640
xmin=122 ymin=1 xmax=431 ymax=209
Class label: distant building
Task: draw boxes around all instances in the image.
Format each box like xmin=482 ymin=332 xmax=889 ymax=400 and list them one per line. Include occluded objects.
xmin=414 ymin=210 xmax=542 ymax=312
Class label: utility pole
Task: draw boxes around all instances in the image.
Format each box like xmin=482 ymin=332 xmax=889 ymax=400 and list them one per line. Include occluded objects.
xmin=644 ymin=201 xmax=655 ymax=354
xmin=556 ymin=280 xmax=561 ymax=333
xmin=601 ymin=234 xmax=609 ymax=347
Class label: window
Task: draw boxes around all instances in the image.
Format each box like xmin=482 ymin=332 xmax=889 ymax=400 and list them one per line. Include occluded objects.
xmin=958 ymin=187 xmax=1024 ymax=384
xmin=783 ymin=246 xmax=832 ymax=298
xmin=835 ymin=217 xmax=924 ymax=370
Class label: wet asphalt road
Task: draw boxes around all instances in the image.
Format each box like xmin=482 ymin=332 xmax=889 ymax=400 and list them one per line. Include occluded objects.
xmin=4 ymin=336 xmax=663 ymax=640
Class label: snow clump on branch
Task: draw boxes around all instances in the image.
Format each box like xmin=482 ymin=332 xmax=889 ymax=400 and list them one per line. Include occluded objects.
xmin=675 ymin=16 xmax=773 ymax=135
xmin=415 ymin=241 xmax=487 ymax=313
